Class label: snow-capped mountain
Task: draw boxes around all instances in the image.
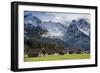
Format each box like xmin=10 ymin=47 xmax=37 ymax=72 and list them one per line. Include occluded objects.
xmin=77 ymin=18 xmax=90 ymax=36
xmin=24 ymin=14 xmax=41 ymax=27
xmin=63 ymin=19 xmax=90 ymax=52
xmin=24 ymin=14 xmax=90 ymax=52
xmin=24 ymin=14 xmax=67 ymax=40
xmin=63 ymin=20 xmax=79 ymax=41
xmin=63 ymin=19 xmax=90 ymax=41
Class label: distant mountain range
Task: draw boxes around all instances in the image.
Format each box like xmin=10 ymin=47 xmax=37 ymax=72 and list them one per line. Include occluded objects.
xmin=24 ymin=14 xmax=90 ymax=52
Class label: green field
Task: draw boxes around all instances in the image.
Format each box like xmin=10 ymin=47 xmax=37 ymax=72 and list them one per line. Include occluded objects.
xmin=24 ymin=54 xmax=90 ymax=62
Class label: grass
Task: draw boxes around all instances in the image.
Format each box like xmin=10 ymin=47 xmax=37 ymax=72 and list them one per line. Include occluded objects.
xmin=24 ymin=54 xmax=90 ymax=62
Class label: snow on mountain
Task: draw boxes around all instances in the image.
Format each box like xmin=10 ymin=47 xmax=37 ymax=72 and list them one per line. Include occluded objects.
xmin=77 ymin=18 xmax=90 ymax=36
xmin=63 ymin=20 xmax=79 ymax=41
xmin=24 ymin=14 xmax=41 ymax=27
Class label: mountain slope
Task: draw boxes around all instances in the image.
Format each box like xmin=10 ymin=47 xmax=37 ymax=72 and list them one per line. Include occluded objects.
xmin=64 ymin=20 xmax=90 ymax=52
xmin=77 ymin=18 xmax=90 ymax=36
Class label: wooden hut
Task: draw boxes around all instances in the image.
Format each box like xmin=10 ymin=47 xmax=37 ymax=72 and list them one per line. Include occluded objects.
xmin=28 ymin=48 xmax=47 ymax=57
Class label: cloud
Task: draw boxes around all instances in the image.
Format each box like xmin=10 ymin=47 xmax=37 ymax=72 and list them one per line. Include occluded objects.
xmin=42 ymin=31 xmax=64 ymax=39
xmin=24 ymin=11 xmax=91 ymax=24
xmin=51 ymin=13 xmax=90 ymax=23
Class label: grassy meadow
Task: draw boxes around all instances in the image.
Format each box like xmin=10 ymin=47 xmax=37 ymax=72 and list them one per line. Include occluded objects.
xmin=24 ymin=54 xmax=90 ymax=62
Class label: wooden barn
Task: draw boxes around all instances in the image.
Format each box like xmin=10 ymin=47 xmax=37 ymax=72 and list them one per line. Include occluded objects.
xmin=28 ymin=48 xmax=47 ymax=57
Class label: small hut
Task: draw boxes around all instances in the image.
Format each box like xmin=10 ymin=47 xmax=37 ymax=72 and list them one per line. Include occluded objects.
xmin=28 ymin=48 xmax=47 ymax=57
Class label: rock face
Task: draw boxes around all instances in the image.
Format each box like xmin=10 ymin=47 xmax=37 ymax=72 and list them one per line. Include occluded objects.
xmin=63 ymin=20 xmax=90 ymax=52
xmin=24 ymin=13 xmax=90 ymax=53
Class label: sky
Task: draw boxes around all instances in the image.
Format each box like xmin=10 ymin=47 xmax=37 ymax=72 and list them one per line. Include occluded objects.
xmin=24 ymin=11 xmax=91 ymax=24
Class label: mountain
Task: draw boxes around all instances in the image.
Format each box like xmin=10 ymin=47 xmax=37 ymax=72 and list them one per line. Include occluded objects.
xmin=63 ymin=20 xmax=79 ymax=41
xmin=24 ymin=14 xmax=67 ymax=40
xmin=24 ymin=14 xmax=65 ymax=49
xmin=24 ymin=14 xmax=90 ymax=52
xmin=64 ymin=19 xmax=90 ymax=52
xmin=77 ymin=18 xmax=90 ymax=36
xmin=24 ymin=14 xmax=47 ymax=41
